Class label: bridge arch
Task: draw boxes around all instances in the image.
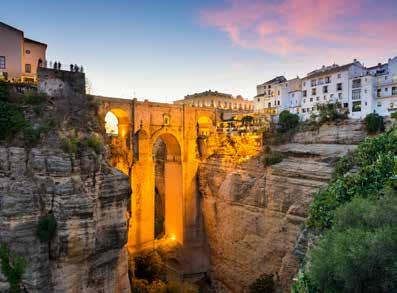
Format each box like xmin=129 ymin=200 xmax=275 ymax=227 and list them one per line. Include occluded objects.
xmin=152 ymin=133 xmax=183 ymax=243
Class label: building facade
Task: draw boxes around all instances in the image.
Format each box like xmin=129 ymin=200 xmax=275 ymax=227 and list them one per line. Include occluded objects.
xmin=0 ymin=21 xmax=47 ymax=82
xmin=174 ymin=90 xmax=253 ymax=112
xmin=254 ymin=57 xmax=397 ymax=120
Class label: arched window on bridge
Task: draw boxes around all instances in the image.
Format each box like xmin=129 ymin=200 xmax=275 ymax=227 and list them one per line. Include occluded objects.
xmin=105 ymin=111 xmax=119 ymax=136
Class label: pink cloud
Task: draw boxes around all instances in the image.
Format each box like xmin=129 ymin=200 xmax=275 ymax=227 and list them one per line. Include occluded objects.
xmin=200 ymin=0 xmax=397 ymax=59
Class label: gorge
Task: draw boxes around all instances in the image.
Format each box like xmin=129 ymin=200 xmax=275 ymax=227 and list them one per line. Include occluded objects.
xmin=0 ymin=70 xmax=388 ymax=293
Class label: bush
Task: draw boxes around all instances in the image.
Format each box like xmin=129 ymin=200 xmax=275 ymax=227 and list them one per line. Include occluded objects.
xmin=308 ymin=127 xmax=397 ymax=230
xmin=133 ymin=249 xmax=167 ymax=282
xmin=23 ymin=126 xmax=42 ymax=147
xmin=0 ymin=243 xmax=26 ymax=293
xmin=84 ymin=134 xmax=103 ymax=154
xmin=249 ymin=274 xmax=275 ymax=293
xmin=331 ymin=151 xmax=355 ymax=179
xmin=0 ymin=101 xmax=27 ymax=140
xmin=36 ymin=213 xmax=57 ymax=242
xmin=317 ymin=103 xmax=347 ymax=125
xmin=61 ymin=137 xmax=79 ymax=154
xmin=262 ymin=150 xmax=284 ymax=166
xmin=364 ymin=112 xmax=384 ymax=134
xmin=277 ymin=110 xmax=299 ymax=133
xmin=308 ymin=194 xmax=397 ymax=292
xmin=23 ymin=91 xmax=47 ymax=105
xmin=0 ymin=81 xmax=10 ymax=102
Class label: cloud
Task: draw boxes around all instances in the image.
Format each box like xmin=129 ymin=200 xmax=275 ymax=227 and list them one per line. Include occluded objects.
xmin=200 ymin=0 xmax=397 ymax=60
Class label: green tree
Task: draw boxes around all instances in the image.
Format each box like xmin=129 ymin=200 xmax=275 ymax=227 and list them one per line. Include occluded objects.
xmin=277 ymin=110 xmax=299 ymax=133
xmin=364 ymin=112 xmax=384 ymax=134
xmin=308 ymin=193 xmax=397 ymax=292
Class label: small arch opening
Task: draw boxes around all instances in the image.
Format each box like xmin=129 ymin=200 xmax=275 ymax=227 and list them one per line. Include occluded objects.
xmin=105 ymin=111 xmax=119 ymax=136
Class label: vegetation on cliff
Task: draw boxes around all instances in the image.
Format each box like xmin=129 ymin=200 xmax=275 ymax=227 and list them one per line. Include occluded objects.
xmin=0 ymin=244 xmax=26 ymax=293
xmin=130 ymin=248 xmax=198 ymax=293
xmin=293 ymin=125 xmax=397 ymax=292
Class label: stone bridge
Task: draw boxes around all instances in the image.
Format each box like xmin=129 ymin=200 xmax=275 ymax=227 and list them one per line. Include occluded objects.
xmin=96 ymin=97 xmax=217 ymax=262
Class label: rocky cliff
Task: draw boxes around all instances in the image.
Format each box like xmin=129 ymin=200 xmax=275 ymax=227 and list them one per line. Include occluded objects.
xmin=199 ymin=122 xmax=365 ymax=292
xmin=0 ymin=72 xmax=131 ymax=292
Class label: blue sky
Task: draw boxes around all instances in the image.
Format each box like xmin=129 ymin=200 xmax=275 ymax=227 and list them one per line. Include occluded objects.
xmin=2 ymin=0 xmax=397 ymax=102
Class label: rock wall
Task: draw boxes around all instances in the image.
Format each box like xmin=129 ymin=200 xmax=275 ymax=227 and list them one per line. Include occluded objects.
xmin=199 ymin=141 xmax=358 ymax=292
xmin=0 ymin=147 xmax=131 ymax=292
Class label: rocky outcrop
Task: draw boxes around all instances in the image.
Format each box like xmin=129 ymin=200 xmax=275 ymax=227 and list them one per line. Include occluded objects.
xmin=292 ymin=120 xmax=366 ymax=144
xmin=0 ymin=146 xmax=131 ymax=292
xmin=199 ymin=142 xmax=357 ymax=292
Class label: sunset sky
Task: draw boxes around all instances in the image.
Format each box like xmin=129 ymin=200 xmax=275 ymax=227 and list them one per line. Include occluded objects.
xmin=2 ymin=0 xmax=397 ymax=101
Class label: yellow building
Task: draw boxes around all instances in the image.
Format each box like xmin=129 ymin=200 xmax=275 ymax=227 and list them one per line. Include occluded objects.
xmin=174 ymin=90 xmax=253 ymax=111
xmin=0 ymin=21 xmax=47 ymax=82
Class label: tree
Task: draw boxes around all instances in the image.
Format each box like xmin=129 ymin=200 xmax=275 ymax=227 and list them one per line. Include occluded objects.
xmin=277 ymin=110 xmax=299 ymax=133
xmin=364 ymin=112 xmax=384 ymax=134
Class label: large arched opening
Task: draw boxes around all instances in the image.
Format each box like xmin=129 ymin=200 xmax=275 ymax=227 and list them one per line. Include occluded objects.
xmin=152 ymin=133 xmax=183 ymax=243
xmin=104 ymin=109 xmax=131 ymax=175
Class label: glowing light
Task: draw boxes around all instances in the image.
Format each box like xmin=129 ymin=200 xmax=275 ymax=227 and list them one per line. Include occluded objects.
xmin=170 ymin=234 xmax=176 ymax=241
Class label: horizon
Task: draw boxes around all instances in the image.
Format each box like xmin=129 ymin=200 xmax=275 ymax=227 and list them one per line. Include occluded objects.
xmin=2 ymin=0 xmax=397 ymax=102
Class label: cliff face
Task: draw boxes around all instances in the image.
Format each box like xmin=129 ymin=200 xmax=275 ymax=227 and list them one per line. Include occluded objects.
xmin=0 ymin=147 xmax=131 ymax=293
xmin=0 ymin=71 xmax=131 ymax=292
xmin=199 ymin=123 xmax=364 ymax=292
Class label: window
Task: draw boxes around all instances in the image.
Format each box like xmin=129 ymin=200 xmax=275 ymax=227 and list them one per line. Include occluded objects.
xmin=337 ymin=73 xmax=341 ymax=78
xmin=277 ymin=100 xmax=280 ymax=105
xmin=377 ymin=89 xmax=381 ymax=97
xmin=303 ymin=82 xmax=306 ymax=87
xmin=392 ymin=87 xmax=397 ymax=95
xmin=302 ymin=108 xmax=306 ymax=113
xmin=390 ymin=102 xmax=394 ymax=109
xmin=268 ymin=102 xmax=271 ymax=108
xmin=277 ymin=90 xmax=280 ymax=95
xmin=343 ymin=103 xmax=349 ymax=108
xmin=352 ymin=89 xmax=361 ymax=100
xmin=268 ymin=85 xmax=271 ymax=89
xmin=377 ymin=101 xmax=381 ymax=107
xmin=352 ymin=79 xmax=361 ymax=88
xmin=385 ymin=87 xmax=388 ymax=92
xmin=310 ymin=97 xmax=313 ymax=102
xmin=303 ymin=99 xmax=306 ymax=103
xmin=0 ymin=56 xmax=5 ymax=69
xmin=337 ymin=83 xmax=342 ymax=91
xmin=311 ymin=79 xmax=316 ymax=87
xmin=323 ymin=86 xmax=328 ymax=93
xmin=312 ymin=88 xmax=316 ymax=95
xmin=257 ymin=98 xmax=260 ymax=102
xmin=352 ymin=101 xmax=361 ymax=112
xmin=25 ymin=49 xmax=31 ymax=54
xmin=325 ymin=76 xmax=330 ymax=83
xmin=316 ymin=97 xmax=320 ymax=101
xmin=338 ymin=93 xmax=342 ymax=99
xmin=303 ymin=90 xmax=307 ymax=97
xmin=25 ymin=64 xmax=31 ymax=73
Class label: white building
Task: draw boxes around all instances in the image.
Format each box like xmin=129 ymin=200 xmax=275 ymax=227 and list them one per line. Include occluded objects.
xmin=300 ymin=60 xmax=366 ymax=120
xmin=254 ymin=76 xmax=287 ymax=113
xmin=254 ymin=57 xmax=397 ymax=121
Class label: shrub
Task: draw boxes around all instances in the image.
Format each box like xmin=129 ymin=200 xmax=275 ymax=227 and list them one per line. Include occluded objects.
xmin=308 ymin=194 xmax=397 ymax=292
xmin=0 ymin=81 xmax=10 ymax=102
xmin=364 ymin=112 xmax=384 ymax=134
xmin=36 ymin=213 xmax=57 ymax=242
xmin=61 ymin=137 xmax=79 ymax=154
xmin=291 ymin=271 xmax=314 ymax=293
xmin=262 ymin=151 xmax=284 ymax=166
xmin=23 ymin=125 xmax=41 ymax=147
xmin=277 ymin=110 xmax=299 ymax=133
xmin=391 ymin=111 xmax=397 ymax=119
xmin=84 ymin=134 xmax=103 ymax=154
xmin=133 ymin=249 xmax=166 ymax=282
xmin=0 ymin=243 xmax=26 ymax=293
xmin=23 ymin=91 xmax=47 ymax=105
xmin=331 ymin=151 xmax=355 ymax=179
xmin=317 ymin=103 xmax=347 ymax=125
xmin=249 ymin=274 xmax=275 ymax=293
xmin=0 ymin=101 xmax=27 ymax=140
xmin=308 ymin=127 xmax=397 ymax=230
